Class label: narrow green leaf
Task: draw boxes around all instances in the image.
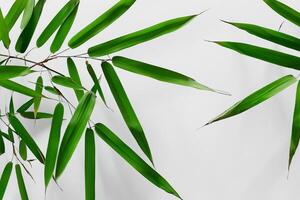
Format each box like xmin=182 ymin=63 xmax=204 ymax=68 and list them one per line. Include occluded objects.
xmin=0 ymin=9 xmax=10 ymax=48
xmin=112 ymin=56 xmax=228 ymax=94
xmin=15 ymin=164 xmax=29 ymax=200
xmin=45 ymin=86 xmax=60 ymax=95
xmin=8 ymin=128 xmax=14 ymax=143
xmin=0 ymin=130 xmax=13 ymax=143
xmin=206 ymin=75 xmax=297 ymax=125
xmin=0 ymin=135 xmax=5 ymax=155
xmin=55 ymin=92 xmax=96 ymax=178
xmin=264 ymin=0 xmax=300 ymax=27
xmin=0 ymin=66 xmax=33 ymax=80
xmin=224 ymin=21 xmax=300 ymax=51
xmin=36 ymin=0 xmax=79 ymax=47
xmin=85 ymin=128 xmax=95 ymax=200
xmin=101 ymin=62 xmax=153 ymax=164
xmin=216 ymin=41 xmax=300 ymax=70
xmin=95 ymin=124 xmax=181 ymax=199
xmin=86 ymin=62 xmax=106 ymax=104
xmin=52 ymin=75 xmax=84 ymax=90
xmin=69 ymin=0 xmax=136 ymax=48
xmin=88 ymin=14 xmax=197 ymax=57
xmin=0 ymin=162 xmax=13 ymax=199
xmin=5 ymin=0 xmax=28 ymax=30
xmin=0 ymin=80 xmax=42 ymax=97
xmin=21 ymin=0 xmax=35 ymax=29
xmin=9 ymin=115 xmax=45 ymax=163
xmin=50 ymin=3 xmax=79 ymax=53
xmin=17 ymin=98 xmax=34 ymax=113
xmin=67 ymin=58 xmax=84 ymax=101
xmin=20 ymin=111 xmax=53 ymax=119
xmin=45 ymin=103 xmax=64 ymax=187
xmin=15 ymin=0 xmax=46 ymax=53
xmin=9 ymin=96 xmax=15 ymax=114
xmin=19 ymin=140 xmax=27 ymax=160
xmin=34 ymin=76 xmax=43 ymax=118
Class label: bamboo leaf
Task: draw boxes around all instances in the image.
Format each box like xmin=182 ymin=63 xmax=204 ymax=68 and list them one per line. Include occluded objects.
xmin=36 ymin=0 xmax=79 ymax=47
xmin=45 ymin=103 xmax=64 ymax=187
xmin=15 ymin=0 xmax=46 ymax=53
xmin=216 ymin=41 xmax=300 ymax=70
xmin=5 ymin=0 xmax=28 ymax=30
xmin=69 ymin=0 xmax=136 ymax=48
xmin=263 ymin=0 xmax=300 ymax=27
xmin=19 ymin=140 xmax=27 ymax=160
xmin=55 ymin=92 xmax=96 ymax=178
xmin=95 ymin=123 xmax=181 ymax=199
xmin=0 ymin=66 xmax=33 ymax=79
xmin=112 ymin=56 xmax=228 ymax=95
xmin=50 ymin=3 xmax=79 ymax=53
xmin=0 ymin=162 xmax=13 ymax=199
xmin=8 ymin=128 xmax=14 ymax=143
xmin=9 ymin=114 xmax=45 ymax=163
xmin=0 ymin=80 xmax=42 ymax=97
xmin=15 ymin=164 xmax=29 ymax=200
xmin=206 ymin=75 xmax=297 ymax=125
xmin=88 ymin=14 xmax=197 ymax=57
xmin=224 ymin=21 xmax=300 ymax=51
xmin=102 ymin=62 xmax=153 ymax=164
xmin=45 ymin=86 xmax=60 ymax=95
xmin=52 ymin=75 xmax=84 ymax=90
xmin=20 ymin=111 xmax=53 ymax=119
xmin=0 ymin=135 xmax=5 ymax=155
xmin=0 ymin=9 xmax=10 ymax=48
xmin=21 ymin=0 xmax=35 ymax=29
xmin=17 ymin=98 xmax=34 ymax=113
xmin=85 ymin=128 xmax=95 ymax=200
xmin=9 ymin=96 xmax=15 ymax=114
xmin=67 ymin=58 xmax=84 ymax=101
xmin=34 ymin=76 xmax=43 ymax=118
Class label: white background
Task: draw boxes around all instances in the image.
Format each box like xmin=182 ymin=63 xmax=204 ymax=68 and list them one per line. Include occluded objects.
xmin=1 ymin=0 xmax=300 ymax=199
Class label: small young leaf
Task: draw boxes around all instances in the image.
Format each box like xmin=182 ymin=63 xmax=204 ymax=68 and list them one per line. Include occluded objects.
xmin=5 ymin=0 xmax=28 ymax=30
xmin=95 ymin=124 xmax=181 ymax=199
xmin=69 ymin=0 xmax=136 ymax=48
xmin=45 ymin=103 xmax=64 ymax=187
xmin=101 ymin=62 xmax=153 ymax=164
xmin=55 ymin=92 xmax=96 ymax=178
xmin=0 ymin=135 xmax=5 ymax=155
xmin=0 ymin=162 xmax=13 ymax=199
xmin=0 ymin=80 xmax=42 ymax=97
xmin=17 ymin=98 xmax=34 ymax=113
xmin=0 ymin=9 xmax=10 ymax=48
xmin=21 ymin=0 xmax=35 ymax=29
xmin=206 ymin=75 xmax=297 ymax=125
xmin=85 ymin=128 xmax=95 ymax=200
xmin=20 ymin=112 xmax=53 ymax=119
xmin=88 ymin=14 xmax=197 ymax=57
xmin=34 ymin=76 xmax=43 ymax=118
xmin=15 ymin=164 xmax=29 ymax=200
xmin=67 ymin=58 xmax=84 ymax=101
xmin=52 ymin=75 xmax=84 ymax=90
xmin=19 ymin=140 xmax=27 ymax=160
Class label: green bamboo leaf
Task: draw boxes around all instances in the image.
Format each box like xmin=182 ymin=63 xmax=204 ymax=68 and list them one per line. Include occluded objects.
xmin=88 ymin=14 xmax=197 ymax=57
xmin=69 ymin=0 xmax=136 ymax=48
xmin=36 ymin=0 xmax=79 ymax=47
xmin=112 ymin=56 xmax=228 ymax=95
xmin=45 ymin=86 xmax=60 ymax=95
xmin=19 ymin=140 xmax=27 ymax=160
xmin=85 ymin=128 xmax=95 ymax=200
xmin=263 ymin=0 xmax=300 ymax=27
xmin=95 ymin=123 xmax=181 ymax=199
xmin=223 ymin=21 xmax=300 ymax=51
xmin=17 ymin=98 xmax=34 ymax=113
xmin=9 ymin=96 xmax=15 ymax=114
xmin=5 ymin=0 xmax=28 ymax=30
xmin=101 ymin=62 xmax=153 ymax=164
xmin=216 ymin=41 xmax=300 ymax=70
xmin=15 ymin=164 xmax=29 ymax=200
xmin=52 ymin=75 xmax=84 ymax=90
xmin=0 ymin=80 xmax=42 ymax=97
xmin=0 ymin=130 xmax=13 ymax=143
xmin=86 ymin=62 xmax=106 ymax=104
xmin=15 ymin=0 xmax=46 ymax=53
xmin=0 ymin=66 xmax=33 ymax=79
xmin=67 ymin=58 xmax=84 ymax=101
xmin=21 ymin=0 xmax=35 ymax=29
xmin=50 ymin=3 xmax=79 ymax=53
xmin=34 ymin=76 xmax=43 ymax=118
xmin=55 ymin=92 xmax=96 ymax=178
xmin=0 ymin=135 xmax=5 ymax=155
xmin=8 ymin=128 xmax=14 ymax=143
xmin=20 ymin=111 xmax=53 ymax=119
xmin=289 ymin=81 xmax=300 ymax=168
xmin=206 ymin=75 xmax=297 ymax=125
xmin=0 ymin=9 xmax=10 ymax=48
xmin=45 ymin=103 xmax=64 ymax=187
xmin=0 ymin=162 xmax=13 ymax=199
xmin=9 ymin=114 xmax=45 ymax=163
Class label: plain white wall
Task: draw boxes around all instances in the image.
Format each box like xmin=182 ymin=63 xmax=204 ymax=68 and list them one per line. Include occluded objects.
xmin=1 ymin=0 xmax=300 ymax=199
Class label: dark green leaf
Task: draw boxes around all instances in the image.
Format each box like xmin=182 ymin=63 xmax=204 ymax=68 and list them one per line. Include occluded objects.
xmin=9 ymin=114 xmax=45 ymax=163
xmin=88 ymin=14 xmax=197 ymax=57
xmin=67 ymin=58 xmax=84 ymax=101
xmin=15 ymin=164 xmax=29 ymax=200
xmin=206 ymin=75 xmax=297 ymax=125
xmin=69 ymin=0 xmax=135 ymax=48
xmin=0 ymin=135 xmax=5 ymax=155
xmin=20 ymin=111 xmax=53 ymax=119
xmin=95 ymin=123 xmax=181 ymax=199
xmin=52 ymin=75 xmax=84 ymax=90
xmin=5 ymin=0 xmax=28 ymax=30
xmin=0 ymin=66 xmax=33 ymax=80
xmin=55 ymin=92 xmax=96 ymax=178
xmin=8 ymin=128 xmax=14 ymax=143
xmin=19 ymin=140 xmax=27 ymax=160
xmin=45 ymin=103 xmax=64 ymax=187
xmin=0 ymin=131 xmax=13 ymax=143
xmin=17 ymin=98 xmax=34 ymax=113
xmin=0 ymin=80 xmax=42 ymax=97
xmin=0 ymin=9 xmax=10 ymax=48
xmin=102 ymin=62 xmax=153 ymax=164
xmin=34 ymin=76 xmax=43 ymax=118
xmin=85 ymin=128 xmax=95 ymax=200
xmin=0 ymin=162 xmax=13 ymax=199
xmin=21 ymin=0 xmax=35 ymax=29
xmin=9 ymin=96 xmax=15 ymax=114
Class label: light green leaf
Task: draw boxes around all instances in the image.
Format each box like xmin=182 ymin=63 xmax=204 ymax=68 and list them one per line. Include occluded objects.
xmin=69 ymin=0 xmax=135 ymax=48
xmin=34 ymin=76 xmax=43 ymax=118
xmin=45 ymin=86 xmax=60 ymax=95
xmin=20 ymin=111 xmax=53 ymax=119
xmin=52 ymin=75 xmax=84 ymax=90
xmin=45 ymin=103 xmax=64 ymax=187
xmin=19 ymin=140 xmax=27 ymax=160
xmin=85 ymin=128 xmax=95 ymax=200
xmin=67 ymin=58 xmax=84 ymax=101
xmin=5 ymin=0 xmax=28 ymax=30
xmin=17 ymin=98 xmax=34 ymax=113
xmin=88 ymin=14 xmax=198 ymax=56
xmin=95 ymin=123 xmax=181 ymax=199
xmin=21 ymin=0 xmax=35 ymax=29
xmin=55 ymin=92 xmax=96 ymax=178
xmin=0 ymin=135 xmax=5 ymax=156
xmin=102 ymin=62 xmax=153 ymax=164
xmin=0 ymin=80 xmax=42 ymax=97
xmin=15 ymin=164 xmax=29 ymax=200
xmin=206 ymin=75 xmax=297 ymax=125
xmin=0 ymin=162 xmax=13 ymax=199
xmin=0 ymin=9 xmax=10 ymax=48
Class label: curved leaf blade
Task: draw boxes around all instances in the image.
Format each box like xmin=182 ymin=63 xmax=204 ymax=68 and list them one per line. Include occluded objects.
xmin=19 ymin=140 xmax=27 ymax=160
xmin=15 ymin=164 xmax=29 ymax=200
xmin=21 ymin=0 xmax=35 ymax=29
xmin=85 ymin=128 xmax=95 ymax=200
xmin=5 ymin=0 xmax=28 ymax=30
xmin=67 ymin=58 xmax=84 ymax=101
xmin=0 ymin=9 xmax=10 ymax=48
xmin=17 ymin=98 xmax=34 ymax=113
xmin=52 ymin=75 xmax=84 ymax=90
xmin=0 ymin=162 xmax=13 ymax=199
